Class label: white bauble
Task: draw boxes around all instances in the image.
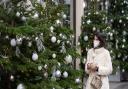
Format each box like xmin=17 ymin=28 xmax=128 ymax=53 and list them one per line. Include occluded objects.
xmin=32 ymin=53 xmax=38 ymax=61
xmin=119 ymin=19 xmax=122 ymax=23
xmin=63 ymin=14 xmax=67 ymax=19
xmin=28 ymin=42 xmax=32 ymax=47
xmin=57 ymin=40 xmax=61 ymax=44
xmin=16 ymin=38 xmax=22 ymax=45
xmin=52 ymin=53 xmax=56 ymax=58
xmin=10 ymin=75 xmax=14 ymax=81
xmin=56 ymin=19 xmax=61 ymax=24
xmin=44 ymin=64 xmax=48 ymax=69
xmin=38 ymin=66 xmax=42 ymax=70
xmin=123 ymin=39 xmax=126 ymax=42
xmin=57 ymin=62 xmax=61 ymax=67
xmin=84 ymin=35 xmax=88 ymax=41
xmin=59 ymin=33 xmax=63 ymax=37
xmin=10 ymin=39 xmax=16 ymax=46
xmin=5 ymin=35 xmax=9 ymax=39
xmin=17 ymin=83 xmax=25 ymax=89
xmin=63 ymin=71 xmax=68 ymax=78
xmin=65 ymin=55 xmax=72 ymax=64
xmin=50 ymin=26 xmax=54 ymax=31
xmin=21 ymin=16 xmax=26 ymax=21
xmin=44 ymin=72 xmax=48 ymax=78
xmin=86 ymin=19 xmax=91 ymax=24
xmin=77 ymin=42 xmax=80 ymax=46
xmin=51 ymin=36 xmax=57 ymax=43
xmin=75 ymin=78 xmax=81 ymax=84
xmin=55 ymin=70 xmax=61 ymax=78
xmin=93 ymin=27 xmax=96 ymax=31
xmin=32 ymin=13 xmax=39 ymax=19
xmin=16 ymin=12 xmax=20 ymax=17
xmin=122 ymin=69 xmax=125 ymax=72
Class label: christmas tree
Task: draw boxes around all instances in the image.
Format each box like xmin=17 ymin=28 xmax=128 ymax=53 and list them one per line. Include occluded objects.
xmin=80 ymin=0 xmax=112 ymax=71
xmin=0 ymin=0 xmax=83 ymax=89
xmin=108 ymin=0 xmax=128 ymax=74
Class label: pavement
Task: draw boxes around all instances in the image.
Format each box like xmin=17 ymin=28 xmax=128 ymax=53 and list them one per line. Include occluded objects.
xmin=110 ymin=82 xmax=128 ymax=89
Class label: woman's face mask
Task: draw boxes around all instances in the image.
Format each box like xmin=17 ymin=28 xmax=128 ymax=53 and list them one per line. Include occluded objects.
xmin=93 ymin=36 xmax=100 ymax=48
xmin=93 ymin=40 xmax=100 ymax=48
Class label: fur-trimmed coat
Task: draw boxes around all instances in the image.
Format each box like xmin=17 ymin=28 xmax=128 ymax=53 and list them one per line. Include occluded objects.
xmin=85 ymin=47 xmax=113 ymax=89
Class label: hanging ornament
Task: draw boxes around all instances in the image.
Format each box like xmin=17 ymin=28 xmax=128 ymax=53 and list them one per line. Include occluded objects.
xmin=51 ymin=36 xmax=57 ymax=43
xmin=5 ymin=35 xmax=9 ymax=39
xmin=57 ymin=40 xmax=61 ymax=44
xmin=44 ymin=64 xmax=48 ymax=69
xmin=10 ymin=39 xmax=16 ymax=47
xmin=16 ymin=38 xmax=22 ymax=45
xmin=122 ymin=69 xmax=125 ymax=72
xmin=66 ymin=40 xmax=70 ymax=44
xmin=122 ymin=44 xmax=125 ymax=48
xmin=119 ymin=19 xmax=122 ymax=23
xmin=93 ymin=27 xmax=96 ymax=31
xmin=10 ymin=75 xmax=14 ymax=81
xmin=52 ymin=53 xmax=56 ymax=58
xmin=123 ymin=31 xmax=127 ymax=35
xmin=16 ymin=12 xmax=20 ymax=17
xmin=44 ymin=72 xmax=48 ymax=78
xmin=84 ymin=35 xmax=88 ymax=41
xmin=55 ymin=70 xmax=61 ymax=78
xmin=50 ymin=26 xmax=54 ymax=31
xmin=123 ymin=39 xmax=126 ymax=42
xmin=36 ymin=38 xmax=45 ymax=52
xmin=83 ymin=1 xmax=87 ymax=8
xmin=63 ymin=14 xmax=67 ymax=19
xmin=32 ymin=12 xmax=39 ymax=19
xmin=126 ymin=17 xmax=128 ymax=20
xmin=95 ymin=11 xmax=99 ymax=14
xmin=86 ymin=19 xmax=91 ymax=24
xmin=75 ymin=78 xmax=81 ymax=84
xmin=28 ymin=41 xmax=32 ymax=47
xmin=16 ymin=46 xmax=21 ymax=57
xmin=38 ymin=65 xmax=42 ymax=70
xmin=57 ymin=62 xmax=61 ymax=67
xmin=59 ymin=33 xmax=63 ymax=37
xmin=56 ymin=19 xmax=61 ymax=24
xmin=121 ymin=10 xmax=124 ymax=14
xmin=21 ymin=16 xmax=26 ymax=21
xmin=63 ymin=71 xmax=68 ymax=78
xmin=65 ymin=55 xmax=72 ymax=64
xmin=32 ymin=52 xmax=38 ymax=61
xmin=17 ymin=83 xmax=25 ymax=89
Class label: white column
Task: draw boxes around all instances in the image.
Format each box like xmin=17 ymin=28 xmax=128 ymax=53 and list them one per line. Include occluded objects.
xmin=75 ymin=0 xmax=84 ymax=69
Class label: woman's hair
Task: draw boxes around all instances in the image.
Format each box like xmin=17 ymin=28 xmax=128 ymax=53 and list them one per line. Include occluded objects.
xmin=93 ymin=31 xmax=106 ymax=48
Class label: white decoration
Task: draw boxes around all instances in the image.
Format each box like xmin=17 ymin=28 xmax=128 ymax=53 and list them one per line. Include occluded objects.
xmin=57 ymin=62 xmax=61 ymax=67
xmin=38 ymin=66 xmax=42 ymax=70
xmin=32 ymin=53 xmax=38 ymax=61
xmin=21 ymin=16 xmax=26 ymax=21
xmin=56 ymin=19 xmax=61 ymax=24
xmin=119 ymin=19 xmax=122 ymax=23
xmin=50 ymin=26 xmax=54 ymax=31
xmin=84 ymin=35 xmax=88 ymax=41
xmin=44 ymin=72 xmax=48 ymax=78
xmin=66 ymin=41 xmax=70 ymax=44
xmin=10 ymin=39 xmax=16 ymax=46
xmin=51 ymin=36 xmax=57 ymax=43
xmin=57 ymin=40 xmax=61 ymax=44
xmin=122 ymin=69 xmax=125 ymax=72
xmin=17 ymin=83 xmax=25 ymax=89
xmin=123 ymin=39 xmax=126 ymax=42
xmin=55 ymin=70 xmax=61 ymax=77
xmin=83 ymin=2 xmax=86 ymax=8
xmin=32 ymin=13 xmax=39 ymax=19
xmin=63 ymin=71 xmax=68 ymax=78
xmin=93 ymin=27 xmax=96 ymax=31
xmin=52 ymin=53 xmax=56 ymax=58
xmin=5 ymin=35 xmax=9 ymax=39
xmin=75 ymin=78 xmax=81 ymax=84
xmin=86 ymin=19 xmax=91 ymax=24
xmin=65 ymin=55 xmax=72 ymax=64
xmin=10 ymin=75 xmax=14 ymax=81
xmin=77 ymin=42 xmax=80 ymax=46
xmin=16 ymin=38 xmax=22 ymax=45
xmin=16 ymin=12 xmax=20 ymax=17
xmin=44 ymin=64 xmax=48 ymax=69
xmin=59 ymin=33 xmax=63 ymax=37
xmin=63 ymin=14 xmax=67 ymax=19
xmin=28 ymin=42 xmax=32 ymax=47
xmin=126 ymin=17 xmax=128 ymax=20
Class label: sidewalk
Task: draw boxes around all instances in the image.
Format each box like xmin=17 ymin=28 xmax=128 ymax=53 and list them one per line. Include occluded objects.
xmin=110 ymin=82 xmax=128 ymax=89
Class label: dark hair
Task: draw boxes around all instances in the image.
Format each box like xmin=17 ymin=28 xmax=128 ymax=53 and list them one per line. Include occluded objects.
xmin=93 ymin=31 xmax=106 ymax=48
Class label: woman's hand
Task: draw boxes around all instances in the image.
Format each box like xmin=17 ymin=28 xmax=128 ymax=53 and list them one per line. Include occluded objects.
xmin=90 ymin=63 xmax=98 ymax=71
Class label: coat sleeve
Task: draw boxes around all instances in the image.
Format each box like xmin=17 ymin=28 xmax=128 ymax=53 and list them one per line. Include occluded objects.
xmin=97 ymin=50 xmax=113 ymax=76
xmin=85 ymin=49 xmax=92 ymax=74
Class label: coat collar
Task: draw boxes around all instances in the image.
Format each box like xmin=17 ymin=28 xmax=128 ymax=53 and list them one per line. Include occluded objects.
xmin=93 ymin=47 xmax=105 ymax=54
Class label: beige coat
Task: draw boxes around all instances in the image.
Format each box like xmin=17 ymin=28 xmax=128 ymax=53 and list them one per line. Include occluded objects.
xmin=85 ymin=47 xmax=113 ymax=89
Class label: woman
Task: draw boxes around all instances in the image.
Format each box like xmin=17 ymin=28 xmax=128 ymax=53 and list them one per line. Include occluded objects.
xmin=85 ymin=32 xmax=113 ymax=89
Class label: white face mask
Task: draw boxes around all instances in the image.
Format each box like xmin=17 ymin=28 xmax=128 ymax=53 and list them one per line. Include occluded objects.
xmin=93 ymin=40 xmax=100 ymax=48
